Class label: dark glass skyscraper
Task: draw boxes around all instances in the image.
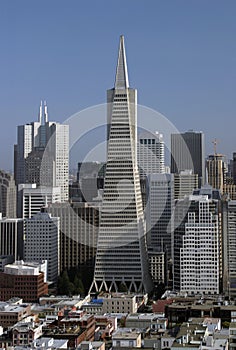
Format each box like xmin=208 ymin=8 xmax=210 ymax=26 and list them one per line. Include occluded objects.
xmin=171 ymin=131 xmax=205 ymax=186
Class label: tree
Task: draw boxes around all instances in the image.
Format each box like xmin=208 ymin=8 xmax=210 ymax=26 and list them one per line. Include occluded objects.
xmin=57 ymin=270 xmax=74 ymax=296
xmin=73 ymin=275 xmax=85 ymax=296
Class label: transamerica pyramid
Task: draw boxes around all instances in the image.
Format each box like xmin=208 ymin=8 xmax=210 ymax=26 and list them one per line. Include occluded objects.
xmin=90 ymin=36 xmax=153 ymax=293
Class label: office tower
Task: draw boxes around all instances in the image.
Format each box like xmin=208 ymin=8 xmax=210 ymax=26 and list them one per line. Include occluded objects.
xmin=146 ymin=173 xmax=174 ymax=260
xmin=180 ymin=195 xmax=220 ymax=294
xmin=45 ymin=121 xmax=69 ymax=202
xmin=171 ymin=131 xmax=205 ymax=186
xmin=47 ymin=201 xmax=99 ymax=276
xmin=206 ymin=153 xmax=227 ymax=193
xmin=17 ymin=184 xmax=61 ymax=218
xmin=138 ymin=131 xmax=165 ymax=179
xmin=25 ymin=147 xmax=54 ymax=186
xmin=174 ymin=170 xmax=198 ymax=200
xmin=0 ymin=213 xmax=24 ymax=260
xmin=91 ymin=36 xmax=152 ymax=293
xmin=222 ymin=200 xmax=236 ymax=297
xmin=0 ymin=170 xmax=17 ymax=218
xmin=24 ymin=212 xmax=60 ymax=283
xmin=14 ymin=101 xmax=69 ymax=202
xmin=173 ymin=184 xmax=222 ymax=291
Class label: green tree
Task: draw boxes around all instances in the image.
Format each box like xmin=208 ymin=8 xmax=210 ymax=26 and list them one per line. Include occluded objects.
xmin=118 ymin=282 xmax=128 ymax=293
xmin=58 ymin=270 xmax=74 ymax=295
xmin=73 ymin=275 xmax=85 ymax=296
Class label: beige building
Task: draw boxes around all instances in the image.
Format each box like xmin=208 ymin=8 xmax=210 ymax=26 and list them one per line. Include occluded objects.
xmin=101 ymin=294 xmax=137 ymax=314
xmin=206 ymin=154 xmax=226 ymax=193
xmin=148 ymin=251 xmax=167 ymax=285
xmin=174 ymin=170 xmax=198 ymax=200
xmin=112 ymin=328 xmax=142 ymax=348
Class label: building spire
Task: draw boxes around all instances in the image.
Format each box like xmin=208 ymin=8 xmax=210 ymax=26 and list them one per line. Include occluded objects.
xmin=44 ymin=100 xmax=48 ymax=123
xmin=39 ymin=100 xmax=43 ymax=124
xmin=115 ymin=35 xmax=129 ymax=89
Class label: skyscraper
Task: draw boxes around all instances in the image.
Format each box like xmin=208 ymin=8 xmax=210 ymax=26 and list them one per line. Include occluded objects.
xmin=171 ymin=131 xmax=205 ymax=186
xmin=173 ymin=184 xmax=222 ymax=291
xmin=14 ymin=101 xmax=69 ymax=202
xmin=222 ymin=200 xmax=236 ymax=297
xmin=24 ymin=212 xmax=60 ymax=283
xmin=180 ymin=195 xmax=220 ymax=294
xmin=0 ymin=170 xmax=17 ymax=218
xmin=138 ymin=131 xmax=165 ymax=179
xmin=91 ymin=36 xmax=152 ymax=293
xmin=206 ymin=153 xmax=226 ymax=193
xmin=146 ymin=173 xmax=174 ymax=260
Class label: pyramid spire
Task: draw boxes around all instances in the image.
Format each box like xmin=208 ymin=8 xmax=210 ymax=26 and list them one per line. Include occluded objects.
xmin=115 ymin=35 xmax=129 ymax=89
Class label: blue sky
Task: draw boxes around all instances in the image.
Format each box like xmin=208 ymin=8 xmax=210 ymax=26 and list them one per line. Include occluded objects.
xmin=1 ymin=0 xmax=236 ymax=171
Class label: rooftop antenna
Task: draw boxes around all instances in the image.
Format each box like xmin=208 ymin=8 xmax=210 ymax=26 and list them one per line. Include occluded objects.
xmin=212 ymin=138 xmax=219 ymax=156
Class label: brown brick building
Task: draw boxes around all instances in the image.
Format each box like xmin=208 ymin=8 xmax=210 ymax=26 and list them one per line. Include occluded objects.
xmin=0 ymin=271 xmax=48 ymax=302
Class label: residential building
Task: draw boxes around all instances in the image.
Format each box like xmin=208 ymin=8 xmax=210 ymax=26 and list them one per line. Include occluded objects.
xmin=125 ymin=313 xmax=167 ymax=331
xmin=12 ymin=320 xmax=43 ymax=347
xmin=112 ymin=328 xmax=142 ymax=348
xmin=0 ymin=302 xmax=31 ymax=329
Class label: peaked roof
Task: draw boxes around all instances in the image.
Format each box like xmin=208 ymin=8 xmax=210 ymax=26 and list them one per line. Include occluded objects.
xmin=115 ymin=35 xmax=129 ymax=89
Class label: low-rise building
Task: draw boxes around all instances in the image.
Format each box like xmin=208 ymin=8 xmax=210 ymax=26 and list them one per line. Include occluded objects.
xmin=101 ymin=293 xmax=138 ymax=314
xmin=126 ymin=313 xmax=168 ymax=331
xmin=12 ymin=320 xmax=43 ymax=347
xmin=112 ymin=328 xmax=142 ymax=348
xmin=0 ymin=302 xmax=31 ymax=328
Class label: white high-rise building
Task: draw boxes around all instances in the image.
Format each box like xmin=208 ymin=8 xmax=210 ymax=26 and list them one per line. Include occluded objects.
xmin=222 ymin=200 xmax=236 ymax=297
xmin=14 ymin=101 xmax=69 ymax=202
xmin=91 ymin=36 xmax=152 ymax=293
xmin=18 ymin=184 xmax=61 ymax=219
xmin=180 ymin=195 xmax=220 ymax=294
xmin=138 ymin=131 xmax=165 ymax=179
xmin=24 ymin=212 xmax=60 ymax=283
